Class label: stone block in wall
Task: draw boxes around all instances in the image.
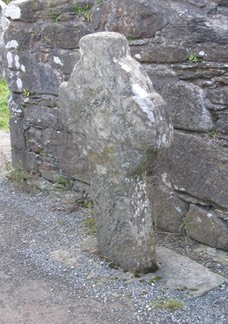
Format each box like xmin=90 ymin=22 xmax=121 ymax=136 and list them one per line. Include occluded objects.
xmin=43 ymin=129 xmax=90 ymax=184
xmin=24 ymin=106 xmax=63 ymax=131
xmin=215 ymin=75 xmax=228 ymax=87
xmin=92 ymin=0 xmax=227 ymax=44
xmin=207 ymin=87 xmax=228 ymax=105
xmin=162 ymin=81 xmax=213 ymax=131
xmin=49 ymin=49 xmax=80 ymax=76
xmin=4 ymin=0 xmax=78 ymax=23
xmin=153 ymin=131 xmax=228 ymax=210
xmin=187 ymin=16 xmax=228 ymax=44
xmin=4 ymin=50 xmax=63 ymax=95
xmin=155 ymin=2 xmax=228 ymax=44
xmin=131 ymin=45 xmax=188 ymax=64
xmin=43 ymin=23 xmax=93 ymax=49
xmin=190 ymin=44 xmax=228 ymax=63
xmin=188 ymin=0 xmax=207 ymax=7
xmin=39 ymin=162 xmax=60 ymax=184
xmin=173 ymin=62 xmax=226 ymax=81
xmin=215 ymin=111 xmax=228 ymax=135
xmin=10 ymin=117 xmax=25 ymax=151
xmin=218 ymin=0 xmax=228 ymax=8
xmin=148 ymin=176 xmax=189 ymax=233
xmin=145 ymin=65 xmax=178 ymax=94
xmin=4 ymin=22 xmax=41 ymax=50
xmin=8 ymin=93 xmax=24 ymax=117
xmin=185 ymin=205 xmax=228 ymax=251
xmin=11 ymin=150 xmax=37 ymax=172
xmin=26 ymin=127 xmax=43 ymax=154
xmin=8 ymin=58 xmax=62 ymax=95
xmin=92 ymin=0 xmax=169 ymax=38
xmin=4 ymin=0 xmax=44 ymax=23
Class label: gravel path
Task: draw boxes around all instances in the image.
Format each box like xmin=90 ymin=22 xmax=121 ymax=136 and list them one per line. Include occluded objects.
xmin=0 ymin=132 xmax=227 ymax=323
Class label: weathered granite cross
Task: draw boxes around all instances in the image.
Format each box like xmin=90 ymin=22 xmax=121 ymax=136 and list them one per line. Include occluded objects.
xmin=59 ymin=32 xmax=173 ymax=273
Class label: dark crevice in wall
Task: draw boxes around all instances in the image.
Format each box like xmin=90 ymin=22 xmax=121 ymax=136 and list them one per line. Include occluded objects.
xmin=175 ymin=189 xmax=227 ymax=212
xmin=174 ymin=127 xmax=211 ymax=136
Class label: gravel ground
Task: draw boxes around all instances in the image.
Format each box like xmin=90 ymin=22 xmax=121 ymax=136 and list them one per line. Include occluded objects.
xmin=0 ymin=130 xmax=227 ymax=323
xmin=0 ymin=174 xmax=227 ymax=324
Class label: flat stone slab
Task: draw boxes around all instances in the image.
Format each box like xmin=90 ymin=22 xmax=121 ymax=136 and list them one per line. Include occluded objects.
xmin=156 ymin=246 xmax=227 ymax=297
xmin=78 ymin=238 xmax=227 ymax=297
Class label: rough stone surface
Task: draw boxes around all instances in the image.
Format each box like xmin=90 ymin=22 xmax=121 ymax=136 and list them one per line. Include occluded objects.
xmin=1 ymin=0 xmax=228 ymax=250
xmin=150 ymin=130 xmax=228 ymax=250
xmin=185 ymin=205 xmax=228 ymax=250
xmin=59 ymin=32 xmax=173 ymax=273
xmin=162 ymin=81 xmax=213 ymax=131
xmin=155 ymin=131 xmax=228 ymax=210
xmin=156 ymin=246 xmax=227 ymax=297
xmin=148 ymin=177 xmax=189 ymax=233
xmin=92 ymin=0 xmax=169 ymax=39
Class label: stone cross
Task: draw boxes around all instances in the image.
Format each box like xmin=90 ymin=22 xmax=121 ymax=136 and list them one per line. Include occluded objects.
xmin=59 ymin=32 xmax=173 ymax=274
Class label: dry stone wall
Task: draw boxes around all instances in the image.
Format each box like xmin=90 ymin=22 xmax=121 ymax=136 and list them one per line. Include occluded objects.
xmin=1 ymin=0 xmax=228 ymax=250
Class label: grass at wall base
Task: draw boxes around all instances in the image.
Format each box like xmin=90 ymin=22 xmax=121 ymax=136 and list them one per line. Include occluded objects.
xmin=0 ymin=78 xmax=10 ymax=132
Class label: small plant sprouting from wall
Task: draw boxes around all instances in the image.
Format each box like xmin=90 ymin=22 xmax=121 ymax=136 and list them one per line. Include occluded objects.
xmin=48 ymin=11 xmax=61 ymax=23
xmin=179 ymin=218 xmax=193 ymax=236
xmin=54 ymin=175 xmax=74 ymax=190
xmin=74 ymin=4 xmax=92 ymax=22
xmin=188 ymin=53 xmax=200 ymax=62
xmin=208 ymin=130 xmax=218 ymax=140
xmin=22 ymin=89 xmax=35 ymax=97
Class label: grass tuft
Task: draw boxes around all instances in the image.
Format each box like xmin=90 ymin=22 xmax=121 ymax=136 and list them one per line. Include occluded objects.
xmin=0 ymin=78 xmax=10 ymax=132
xmin=6 ymin=162 xmax=39 ymax=194
xmin=84 ymin=217 xmax=96 ymax=236
xmin=152 ymin=298 xmax=184 ymax=312
xmin=74 ymin=4 xmax=92 ymax=22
